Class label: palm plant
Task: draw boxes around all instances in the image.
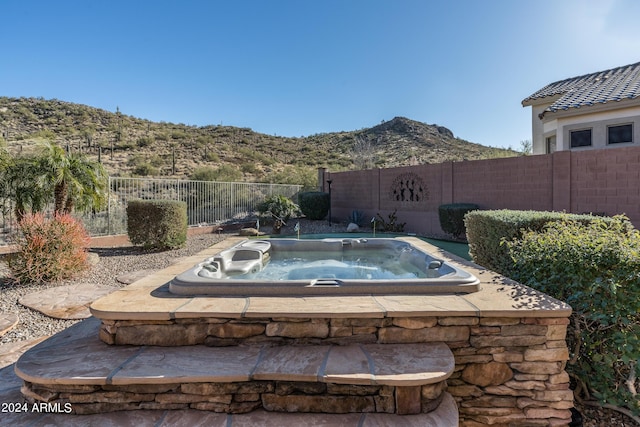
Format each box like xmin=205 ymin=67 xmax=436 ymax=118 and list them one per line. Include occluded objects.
xmin=3 ymin=156 xmax=51 ymax=222
xmin=3 ymin=141 xmax=108 ymax=221
xmin=37 ymin=141 xmax=108 ymax=215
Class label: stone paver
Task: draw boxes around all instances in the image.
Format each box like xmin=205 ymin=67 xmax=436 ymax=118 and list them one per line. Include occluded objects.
xmin=0 ymin=402 xmax=457 ymax=426
xmin=116 ymin=269 xmax=157 ymax=284
xmin=113 ymin=344 xmax=264 ymax=384
xmin=0 ymin=312 xmax=18 ymax=336
xmin=0 ymin=336 xmax=49 ymax=368
xmin=19 ymin=283 xmax=116 ymax=319
xmin=252 ymin=345 xmax=331 ymax=382
xmin=15 ymin=318 xmax=142 ymax=385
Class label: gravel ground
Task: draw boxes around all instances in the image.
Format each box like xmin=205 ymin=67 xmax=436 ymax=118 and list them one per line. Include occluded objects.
xmin=0 ymin=232 xmax=228 ymax=345
xmin=0 ymin=219 xmax=343 ymax=346
xmin=0 ymin=220 xmax=637 ymax=426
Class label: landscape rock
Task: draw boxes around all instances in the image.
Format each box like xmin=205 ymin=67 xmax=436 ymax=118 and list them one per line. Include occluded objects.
xmin=18 ymin=283 xmax=115 ymax=319
xmin=346 ymin=223 xmax=360 ymax=232
xmin=239 ymin=228 xmax=263 ymax=236
xmin=115 ymin=270 xmax=157 ymax=284
xmin=0 ymin=313 xmax=18 ymax=337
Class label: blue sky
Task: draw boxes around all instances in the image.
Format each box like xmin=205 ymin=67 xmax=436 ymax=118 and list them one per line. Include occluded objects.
xmin=1 ymin=0 xmax=639 ymax=149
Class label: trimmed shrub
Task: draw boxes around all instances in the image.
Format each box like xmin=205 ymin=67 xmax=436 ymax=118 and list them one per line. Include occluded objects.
xmin=298 ymin=192 xmax=329 ymax=220
xmin=506 ymin=216 xmax=640 ymax=412
xmin=127 ymin=199 xmax=187 ymax=250
xmin=464 ymin=209 xmax=628 ymax=274
xmin=9 ymin=213 xmax=90 ymax=283
xmin=438 ymin=203 xmax=479 ymax=239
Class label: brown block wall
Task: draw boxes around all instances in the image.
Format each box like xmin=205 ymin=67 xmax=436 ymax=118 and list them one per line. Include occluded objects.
xmin=327 ymin=147 xmax=640 ymax=236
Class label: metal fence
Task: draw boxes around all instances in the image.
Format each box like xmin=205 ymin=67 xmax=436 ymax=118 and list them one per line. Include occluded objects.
xmin=0 ymin=177 xmax=302 ymax=245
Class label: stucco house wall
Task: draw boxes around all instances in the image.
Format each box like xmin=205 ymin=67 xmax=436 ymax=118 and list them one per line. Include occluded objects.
xmin=523 ymin=61 xmax=640 ymax=154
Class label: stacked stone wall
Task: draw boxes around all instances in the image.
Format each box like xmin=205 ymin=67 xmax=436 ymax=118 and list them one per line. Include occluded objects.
xmin=99 ymin=314 xmax=572 ymax=426
xmin=22 ymin=380 xmax=445 ymax=416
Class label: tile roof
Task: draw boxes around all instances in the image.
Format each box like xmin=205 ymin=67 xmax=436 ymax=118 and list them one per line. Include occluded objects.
xmin=522 ymin=61 xmax=640 ymax=118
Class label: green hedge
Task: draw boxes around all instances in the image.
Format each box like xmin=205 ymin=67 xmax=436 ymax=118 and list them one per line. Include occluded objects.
xmin=464 ymin=209 xmax=627 ymax=275
xmin=298 ymin=192 xmax=329 ymax=220
xmin=506 ymin=216 xmax=640 ymax=412
xmin=438 ymin=203 xmax=479 ymax=239
xmin=127 ymin=199 xmax=187 ymax=250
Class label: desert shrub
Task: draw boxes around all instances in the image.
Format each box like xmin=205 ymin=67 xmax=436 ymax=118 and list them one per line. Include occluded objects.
xmin=464 ymin=209 xmax=627 ymax=275
xmin=506 ymin=216 xmax=640 ymax=412
xmin=240 ymin=162 xmax=259 ymax=174
xmin=136 ymin=136 xmax=154 ymax=147
xmin=375 ymin=209 xmax=406 ymax=232
xmin=171 ymin=130 xmax=188 ymax=140
xmin=256 ymin=195 xmax=300 ymax=222
xmin=190 ymin=165 xmax=242 ymax=182
xmin=298 ymin=192 xmax=329 ymax=220
xmin=127 ymin=199 xmax=187 ymax=250
xmin=438 ymin=203 xmax=479 ymax=239
xmin=9 ymin=213 xmax=90 ymax=283
xmin=261 ymin=165 xmax=317 ymax=190
xmin=132 ymin=163 xmax=159 ymax=176
xmin=204 ymin=151 xmax=220 ymax=162
xmin=155 ymin=132 xmax=169 ymax=141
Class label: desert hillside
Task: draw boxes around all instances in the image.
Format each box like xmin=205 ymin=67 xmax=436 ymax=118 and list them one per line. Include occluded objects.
xmin=0 ymin=97 xmax=518 ymax=188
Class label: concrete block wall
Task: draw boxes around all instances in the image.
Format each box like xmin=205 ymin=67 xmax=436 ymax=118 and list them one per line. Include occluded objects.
xmin=323 ymin=146 xmax=640 ymax=236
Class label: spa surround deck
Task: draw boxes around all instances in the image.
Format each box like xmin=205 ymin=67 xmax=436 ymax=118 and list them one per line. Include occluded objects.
xmin=18 ymin=237 xmax=574 ymax=426
xmin=91 ymin=236 xmax=570 ymax=322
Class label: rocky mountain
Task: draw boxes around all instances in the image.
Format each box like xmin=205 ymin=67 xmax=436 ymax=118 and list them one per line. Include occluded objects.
xmin=0 ymin=97 xmax=517 ymax=188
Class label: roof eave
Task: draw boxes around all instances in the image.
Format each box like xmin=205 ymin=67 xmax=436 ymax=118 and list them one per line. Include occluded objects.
xmin=522 ymin=94 xmax=563 ymax=108
xmin=538 ymin=97 xmax=640 ymax=121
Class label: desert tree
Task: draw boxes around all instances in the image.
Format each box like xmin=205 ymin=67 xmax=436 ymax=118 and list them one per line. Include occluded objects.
xmin=349 ymin=136 xmax=378 ymax=170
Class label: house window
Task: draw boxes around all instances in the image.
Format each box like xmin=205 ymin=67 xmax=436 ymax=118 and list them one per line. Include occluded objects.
xmin=570 ymin=129 xmax=592 ymax=148
xmin=608 ymin=124 xmax=633 ymax=144
xmin=545 ymin=136 xmax=556 ymax=154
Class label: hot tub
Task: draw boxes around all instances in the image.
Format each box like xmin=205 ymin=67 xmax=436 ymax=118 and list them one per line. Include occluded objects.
xmin=169 ymin=238 xmax=480 ymax=296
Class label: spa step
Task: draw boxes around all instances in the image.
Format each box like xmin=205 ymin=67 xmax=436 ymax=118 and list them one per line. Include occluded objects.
xmin=16 ymin=318 xmax=456 ymax=416
xmin=0 ymin=394 xmax=458 ymax=427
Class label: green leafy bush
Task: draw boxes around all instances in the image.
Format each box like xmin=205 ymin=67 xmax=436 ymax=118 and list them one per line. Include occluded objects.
xmin=506 ymin=216 xmax=640 ymax=412
xmin=464 ymin=209 xmax=626 ymax=275
xmin=298 ymin=192 xmax=329 ymax=220
xmin=9 ymin=213 xmax=90 ymax=283
xmin=127 ymin=199 xmax=187 ymax=250
xmin=256 ymin=195 xmax=300 ymax=222
xmin=438 ymin=203 xmax=479 ymax=239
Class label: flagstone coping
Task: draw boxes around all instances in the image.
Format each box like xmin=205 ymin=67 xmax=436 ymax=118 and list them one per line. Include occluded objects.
xmin=90 ymin=236 xmax=572 ymax=321
xmin=15 ymin=318 xmax=454 ymax=388
xmin=18 ymin=283 xmax=117 ymax=320
xmin=0 ymin=312 xmax=18 ymax=337
xmin=116 ymin=269 xmax=158 ymax=284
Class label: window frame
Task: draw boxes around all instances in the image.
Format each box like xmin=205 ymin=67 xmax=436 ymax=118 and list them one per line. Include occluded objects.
xmin=570 ymin=128 xmax=593 ymax=148
xmin=607 ymin=123 xmax=633 ymax=145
